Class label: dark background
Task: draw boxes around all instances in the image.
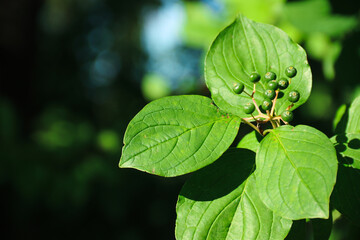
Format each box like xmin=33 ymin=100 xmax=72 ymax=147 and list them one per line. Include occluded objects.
xmin=1 ymin=0 xmax=359 ymax=239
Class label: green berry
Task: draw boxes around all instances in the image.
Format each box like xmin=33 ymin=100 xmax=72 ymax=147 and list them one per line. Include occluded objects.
xmin=262 ymin=98 xmax=272 ymax=110
xmin=249 ymin=72 xmax=261 ymax=83
xmin=281 ymin=110 xmax=294 ymax=122
xmin=264 ymin=89 xmax=276 ymax=100
xmin=233 ymin=83 xmax=244 ymax=94
xmin=244 ymin=102 xmax=255 ymax=114
xmin=278 ymin=78 xmax=289 ymax=90
xmin=288 ymin=90 xmax=300 ymax=103
xmin=267 ymin=80 xmax=278 ymax=90
xmin=264 ymin=71 xmax=276 ymax=81
xmin=285 ymin=66 xmax=297 ymax=78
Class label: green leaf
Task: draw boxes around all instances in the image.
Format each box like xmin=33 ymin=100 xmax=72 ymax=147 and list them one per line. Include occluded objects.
xmin=205 ymin=14 xmax=312 ymax=118
xmin=346 ymin=95 xmax=360 ymax=133
xmin=334 ymin=96 xmax=360 ymax=134
xmin=333 ymin=104 xmax=347 ymax=132
xmin=236 ymin=130 xmax=262 ymax=152
xmin=119 ymin=95 xmax=240 ymax=177
xmin=175 ymin=148 xmax=292 ymax=240
xmin=331 ymin=133 xmax=360 ymax=169
xmin=331 ymin=165 xmax=360 ymax=226
xmin=256 ymin=125 xmax=338 ymax=220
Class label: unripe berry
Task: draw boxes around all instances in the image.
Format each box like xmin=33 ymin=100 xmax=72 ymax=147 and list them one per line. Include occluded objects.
xmin=281 ymin=110 xmax=294 ymax=122
xmin=262 ymin=99 xmax=272 ymax=110
xmin=244 ymin=102 xmax=255 ymax=114
xmin=278 ymin=78 xmax=289 ymax=90
xmin=288 ymin=90 xmax=300 ymax=103
xmin=285 ymin=66 xmax=297 ymax=78
xmin=233 ymin=83 xmax=244 ymax=94
xmin=249 ymin=73 xmax=261 ymax=83
xmin=267 ymin=80 xmax=278 ymax=90
xmin=264 ymin=71 xmax=276 ymax=81
xmin=264 ymin=89 xmax=276 ymax=100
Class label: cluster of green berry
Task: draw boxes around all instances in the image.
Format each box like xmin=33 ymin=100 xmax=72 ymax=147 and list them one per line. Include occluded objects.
xmin=233 ymin=66 xmax=299 ymax=127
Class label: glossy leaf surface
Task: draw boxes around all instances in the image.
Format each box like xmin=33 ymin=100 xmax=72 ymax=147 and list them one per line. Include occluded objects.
xmin=205 ymin=14 xmax=312 ymax=118
xmin=256 ymin=125 xmax=337 ymax=220
xmin=176 ymin=149 xmax=292 ymax=240
xmin=120 ymin=95 xmax=240 ymax=177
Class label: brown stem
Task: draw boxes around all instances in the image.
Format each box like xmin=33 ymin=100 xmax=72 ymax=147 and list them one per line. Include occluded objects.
xmin=270 ymin=90 xmax=279 ymax=116
xmin=244 ymin=91 xmax=252 ymax=98
xmin=252 ymin=98 xmax=262 ymax=116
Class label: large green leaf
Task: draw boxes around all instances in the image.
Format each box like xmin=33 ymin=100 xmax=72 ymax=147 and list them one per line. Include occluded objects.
xmin=331 ymin=165 xmax=360 ymax=225
xmin=256 ymin=125 xmax=338 ymax=220
xmin=119 ymin=95 xmax=240 ymax=177
xmin=205 ymin=14 xmax=312 ymax=118
xmin=331 ymin=133 xmax=360 ymax=169
xmin=175 ymin=148 xmax=292 ymax=240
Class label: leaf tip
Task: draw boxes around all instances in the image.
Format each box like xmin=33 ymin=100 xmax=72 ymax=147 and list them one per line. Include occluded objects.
xmin=118 ymin=157 xmax=129 ymax=168
xmin=318 ymin=207 xmax=330 ymax=219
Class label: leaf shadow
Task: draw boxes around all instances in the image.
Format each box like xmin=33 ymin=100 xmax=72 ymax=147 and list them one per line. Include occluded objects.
xmin=348 ymin=138 xmax=360 ymax=149
xmin=277 ymin=91 xmax=284 ymax=99
xmin=336 ymin=134 xmax=348 ymax=144
xmin=336 ymin=152 xmax=354 ymax=165
xmin=179 ymin=148 xmax=255 ymax=201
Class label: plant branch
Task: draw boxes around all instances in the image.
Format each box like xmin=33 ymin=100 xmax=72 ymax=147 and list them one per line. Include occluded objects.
xmin=270 ymin=90 xmax=279 ymax=116
xmin=252 ymin=98 xmax=262 ymax=115
xmin=241 ymin=118 xmax=263 ymax=136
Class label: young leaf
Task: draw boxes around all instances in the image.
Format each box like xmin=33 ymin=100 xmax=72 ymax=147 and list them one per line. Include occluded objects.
xmin=331 ymin=165 xmax=360 ymax=226
xmin=119 ymin=95 xmax=240 ymax=177
xmin=236 ymin=130 xmax=262 ymax=153
xmin=205 ymin=14 xmax=312 ymax=118
xmin=346 ymin=95 xmax=360 ymax=133
xmin=175 ymin=149 xmax=292 ymax=240
xmin=333 ymin=104 xmax=347 ymax=133
xmin=331 ymin=133 xmax=360 ymax=169
xmin=334 ymin=95 xmax=360 ymax=134
xmin=256 ymin=125 xmax=338 ymax=220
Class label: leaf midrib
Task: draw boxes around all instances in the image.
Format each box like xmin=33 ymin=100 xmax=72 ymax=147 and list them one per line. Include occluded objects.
xmin=122 ymin=117 xmax=235 ymax=163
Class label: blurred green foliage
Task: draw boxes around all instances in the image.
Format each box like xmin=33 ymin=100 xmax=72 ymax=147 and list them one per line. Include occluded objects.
xmin=0 ymin=0 xmax=359 ymax=239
